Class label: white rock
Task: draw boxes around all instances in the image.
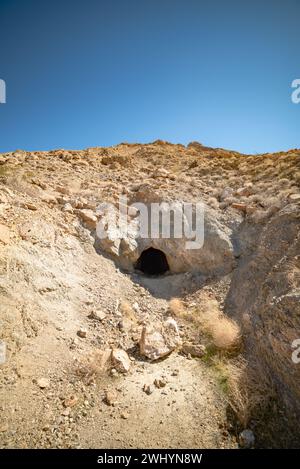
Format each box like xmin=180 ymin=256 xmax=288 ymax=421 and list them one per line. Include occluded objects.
xmin=139 ymin=319 xmax=182 ymax=362
xmin=111 ymin=349 xmax=131 ymax=373
xmin=37 ymin=378 xmax=50 ymax=389
xmin=62 ymin=203 xmax=73 ymax=213
xmin=239 ymin=429 xmax=255 ymax=448
xmin=164 ymin=317 xmax=180 ymax=334
xmin=220 ymin=187 xmax=234 ymax=201
xmin=89 ymin=310 xmax=106 ymax=321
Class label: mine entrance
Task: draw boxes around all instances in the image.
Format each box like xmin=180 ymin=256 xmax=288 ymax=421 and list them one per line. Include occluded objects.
xmin=135 ymin=247 xmax=170 ymax=276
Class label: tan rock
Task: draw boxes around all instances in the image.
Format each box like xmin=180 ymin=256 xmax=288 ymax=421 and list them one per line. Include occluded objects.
xmin=231 ymin=202 xmax=247 ymax=212
xmin=288 ymin=193 xmax=300 ymax=202
xmin=139 ymin=326 xmax=173 ymax=361
xmin=0 ymin=224 xmax=10 ymax=245
xmin=76 ymin=209 xmax=97 ymax=229
xmin=182 ymin=342 xmax=206 ymax=358
xmin=63 ymin=395 xmax=78 ymax=408
xmin=154 ymin=378 xmax=167 ymax=388
xmin=22 ymin=202 xmax=38 ymax=211
xmin=104 ymin=390 xmax=118 ymax=406
xmin=236 ymin=186 xmax=252 ymax=197
xmin=89 ymin=310 xmax=106 ymax=321
xmin=77 ymin=328 xmax=87 ymax=338
xmin=37 ymin=377 xmax=50 ymax=389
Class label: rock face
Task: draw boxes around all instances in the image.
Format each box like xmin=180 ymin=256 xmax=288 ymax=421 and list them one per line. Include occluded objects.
xmin=226 ymin=203 xmax=300 ymax=419
xmin=94 ymin=201 xmax=235 ymax=275
xmin=0 ymin=142 xmax=299 ymax=447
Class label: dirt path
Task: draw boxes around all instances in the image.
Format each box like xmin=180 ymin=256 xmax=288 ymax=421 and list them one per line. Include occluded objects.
xmin=0 ymin=235 xmax=237 ymax=448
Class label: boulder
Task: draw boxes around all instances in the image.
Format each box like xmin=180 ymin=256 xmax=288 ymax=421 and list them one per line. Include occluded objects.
xmin=139 ymin=320 xmax=182 ymax=361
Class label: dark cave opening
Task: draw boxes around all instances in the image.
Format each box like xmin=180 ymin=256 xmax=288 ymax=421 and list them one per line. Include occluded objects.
xmin=135 ymin=247 xmax=170 ymax=276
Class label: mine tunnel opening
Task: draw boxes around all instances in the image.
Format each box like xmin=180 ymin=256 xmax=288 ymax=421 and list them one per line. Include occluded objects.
xmin=135 ymin=247 xmax=170 ymax=276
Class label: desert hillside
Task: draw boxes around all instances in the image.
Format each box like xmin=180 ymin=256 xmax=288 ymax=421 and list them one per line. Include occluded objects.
xmin=0 ymin=141 xmax=299 ymax=448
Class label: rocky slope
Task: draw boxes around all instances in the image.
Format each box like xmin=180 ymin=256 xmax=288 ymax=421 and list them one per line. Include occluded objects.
xmin=0 ymin=141 xmax=299 ymax=448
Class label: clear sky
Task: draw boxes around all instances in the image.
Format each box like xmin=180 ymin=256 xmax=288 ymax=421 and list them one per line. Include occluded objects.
xmin=0 ymin=0 xmax=299 ymax=154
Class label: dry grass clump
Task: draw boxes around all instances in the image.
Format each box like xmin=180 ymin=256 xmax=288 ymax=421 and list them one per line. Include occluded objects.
xmin=119 ymin=300 xmax=137 ymax=322
xmin=194 ymin=294 xmax=241 ymax=352
xmin=169 ymin=298 xmax=186 ymax=317
xmin=170 ymin=294 xmax=241 ymax=353
xmin=209 ymin=316 xmax=241 ymax=351
xmin=220 ymin=357 xmax=275 ymax=428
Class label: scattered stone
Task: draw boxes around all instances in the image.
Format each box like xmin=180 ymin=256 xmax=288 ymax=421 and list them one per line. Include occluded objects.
xmin=104 ymin=390 xmax=118 ymax=406
xmin=77 ymin=328 xmax=87 ymax=338
xmin=231 ymin=202 xmax=247 ymax=213
xmin=62 ymin=203 xmax=73 ymax=213
xmin=143 ymin=384 xmax=154 ymax=395
xmin=120 ymin=411 xmax=130 ymax=419
xmin=239 ymin=429 xmax=255 ymax=448
xmin=128 ymin=206 xmax=139 ymax=217
xmin=245 ymin=205 xmax=256 ymax=215
xmin=76 ymin=209 xmax=97 ymax=229
xmin=22 ymin=202 xmax=38 ymax=211
xmin=56 ymin=186 xmax=71 ymax=195
xmin=154 ymin=378 xmax=167 ymax=389
xmin=61 ymin=408 xmax=71 ymax=416
xmin=37 ymin=378 xmax=50 ymax=389
xmin=132 ymin=302 xmax=140 ymax=312
xmin=220 ymin=187 xmax=233 ymax=201
xmin=288 ymin=193 xmax=300 ymax=202
xmin=89 ymin=310 xmax=106 ymax=321
xmin=182 ymin=342 xmax=206 ymax=358
xmin=111 ymin=349 xmax=131 ymax=373
xmin=236 ymin=186 xmax=252 ymax=197
xmin=0 ymin=423 xmax=8 ymax=432
xmin=0 ymin=224 xmax=10 ymax=245
xmin=63 ymin=395 xmax=78 ymax=408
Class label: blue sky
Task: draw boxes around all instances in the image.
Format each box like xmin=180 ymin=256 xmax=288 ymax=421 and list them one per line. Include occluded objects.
xmin=0 ymin=0 xmax=299 ymax=154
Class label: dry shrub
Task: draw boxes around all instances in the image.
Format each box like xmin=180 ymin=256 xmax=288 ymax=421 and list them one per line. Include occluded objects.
xmin=119 ymin=300 xmax=137 ymax=322
xmin=169 ymin=298 xmax=186 ymax=317
xmin=210 ymin=316 xmax=241 ymax=351
xmin=224 ymin=357 xmax=275 ymax=428
xmin=171 ymin=293 xmax=241 ymax=353
xmin=193 ymin=293 xmax=241 ymax=352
